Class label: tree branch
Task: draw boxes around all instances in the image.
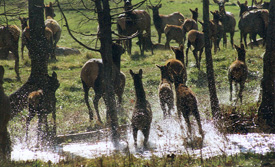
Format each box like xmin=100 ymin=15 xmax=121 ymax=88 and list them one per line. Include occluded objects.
xmin=56 ymin=0 xmax=100 ymax=52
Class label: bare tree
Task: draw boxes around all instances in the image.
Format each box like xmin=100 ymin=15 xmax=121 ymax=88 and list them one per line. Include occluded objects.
xmin=203 ymin=0 xmax=221 ymax=119
xmin=258 ymin=0 xmax=275 ymax=133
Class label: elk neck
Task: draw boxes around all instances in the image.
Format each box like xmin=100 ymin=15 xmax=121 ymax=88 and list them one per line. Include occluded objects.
xmin=134 ymin=78 xmax=147 ymax=104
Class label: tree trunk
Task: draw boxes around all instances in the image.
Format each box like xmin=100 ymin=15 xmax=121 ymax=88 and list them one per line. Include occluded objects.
xmin=10 ymin=0 xmax=58 ymax=140
xmin=95 ymin=0 xmax=120 ymax=146
xmin=258 ymin=0 xmax=275 ymax=133
xmin=203 ymin=0 xmax=221 ymax=119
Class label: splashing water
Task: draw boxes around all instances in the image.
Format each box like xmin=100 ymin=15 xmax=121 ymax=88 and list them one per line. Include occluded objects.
xmin=11 ymin=113 xmax=275 ymax=163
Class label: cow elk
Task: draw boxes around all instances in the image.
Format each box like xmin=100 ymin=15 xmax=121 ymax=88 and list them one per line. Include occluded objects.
xmin=45 ymin=2 xmax=62 ymax=59
xmin=213 ymin=0 xmax=236 ymax=48
xmin=130 ymin=69 xmax=152 ymax=149
xmin=0 ymin=25 xmax=21 ymax=80
xmin=0 ymin=66 xmax=11 ymax=160
xmin=156 ymin=64 xmax=174 ymax=119
xmin=167 ymin=62 xmax=204 ymax=140
xmin=185 ymin=30 xmax=204 ymax=70
xmin=148 ymin=1 xmax=184 ymax=43
xmin=228 ymin=44 xmax=248 ymax=104
xmin=117 ymin=0 xmax=153 ymax=56
xmin=81 ymin=43 xmax=126 ymax=123
xmin=19 ymin=17 xmax=54 ymax=60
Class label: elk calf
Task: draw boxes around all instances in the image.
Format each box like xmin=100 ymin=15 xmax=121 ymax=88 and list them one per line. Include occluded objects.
xmin=0 ymin=66 xmax=11 ymax=160
xmin=186 ymin=30 xmax=204 ymax=70
xmin=156 ymin=65 xmax=174 ymax=118
xmin=26 ymin=72 xmax=60 ymax=142
xmin=81 ymin=43 xmax=126 ymax=123
xmin=130 ymin=69 xmax=152 ymax=149
xmin=166 ymin=63 xmax=204 ymax=139
xmin=228 ymin=44 xmax=248 ymax=104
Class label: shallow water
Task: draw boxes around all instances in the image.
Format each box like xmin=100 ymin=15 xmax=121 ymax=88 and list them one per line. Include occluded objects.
xmin=11 ymin=116 xmax=275 ymax=163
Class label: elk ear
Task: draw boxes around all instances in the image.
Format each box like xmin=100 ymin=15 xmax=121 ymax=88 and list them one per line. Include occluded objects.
xmin=0 ymin=65 xmax=4 ymax=82
xmin=237 ymin=1 xmax=241 ymax=6
xmin=49 ymin=2 xmax=53 ymax=7
xmin=233 ymin=44 xmax=239 ymax=50
xmin=180 ymin=44 xmax=184 ymax=51
xmin=52 ymin=71 xmax=57 ymax=79
xmin=240 ymin=44 xmax=245 ymax=49
xmin=171 ymin=46 xmax=176 ymax=53
xmin=179 ymin=19 xmax=184 ymax=23
xmin=129 ymin=69 xmax=134 ymax=76
xmin=195 ymin=8 xmax=198 ymax=12
xmin=198 ymin=20 xmax=203 ymax=25
xmin=158 ymin=4 xmax=162 ymax=8
xmin=138 ymin=69 xmax=143 ymax=76
xmin=189 ymin=8 xmax=193 ymax=12
xmin=245 ymin=1 xmax=248 ymax=6
xmin=156 ymin=64 xmax=161 ymax=69
xmin=210 ymin=11 xmax=214 ymax=15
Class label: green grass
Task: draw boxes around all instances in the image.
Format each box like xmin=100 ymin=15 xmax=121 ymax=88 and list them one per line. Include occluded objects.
xmin=0 ymin=0 xmax=267 ymax=165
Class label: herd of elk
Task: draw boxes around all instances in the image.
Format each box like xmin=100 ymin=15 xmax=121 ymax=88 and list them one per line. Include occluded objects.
xmin=2 ymin=0 xmax=269 ymax=153
xmin=237 ymin=0 xmax=269 ymax=48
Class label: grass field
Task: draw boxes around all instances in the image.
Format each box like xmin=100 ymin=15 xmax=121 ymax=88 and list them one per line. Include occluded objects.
xmin=0 ymin=0 xmax=268 ymax=165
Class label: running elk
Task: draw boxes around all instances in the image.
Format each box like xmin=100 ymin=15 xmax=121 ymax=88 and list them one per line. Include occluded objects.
xmin=148 ymin=0 xmax=184 ymax=43
xmin=117 ymin=0 xmax=153 ymax=56
xmin=45 ymin=2 xmax=62 ymax=59
xmin=156 ymin=64 xmax=174 ymax=118
xmin=0 ymin=25 xmax=21 ymax=80
xmin=228 ymin=44 xmax=248 ymax=104
xmin=213 ymin=0 xmax=236 ymax=48
xmin=167 ymin=62 xmax=204 ymax=140
xmin=185 ymin=30 xmax=204 ymax=70
xmin=0 ymin=66 xmax=11 ymax=160
xmin=165 ymin=45 xmax=187 ymax=84
xmin=19 ymin=17 xmax=54 ymax=60
xmin=237 ymin=0 xmax=269 ymax=47
xmin=130 ymin=69 xmax=152 ymax=149
xmin=81 ymin=43 xmax=126 ymax=123
xmin=26 ymin=72 xmax=59 ymax=143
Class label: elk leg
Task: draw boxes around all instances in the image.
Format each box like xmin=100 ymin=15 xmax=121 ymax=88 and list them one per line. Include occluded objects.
xmin=132 ymin=127 xmax=138 ymax=148
xmin=229 ymin=78 xmax=233 ymax=101
xmin=193 ymin=50 xmax=200 ymax=70
xmin=12 ymin=48 xmax=20 ymax=81
xmin=239 ymin=82 xmax=245 ymax=104
xmin=223 ymin=32 xmax=227 ymax=48
xmin=142 ymin=125 xmax=150 ymax=149
xmin=21 ymin=42 xmax=25 ymax=60
xmin=193 ymin=108 xmax=204 ymax=139
xmin=186 ymin=41 xmax=191 ymax=67
xmin=26 ymin=106 xmax=36 ymax=141
xmin=199 ymin=48 xmax=204 ymax=69
xmin=244 ymin=33 xmax=248 ymax=48
xmin=158 ymin=32 xmax=162 ymax=44
xmin=138 ymin=35 xmax=144 ymax=56
xmin=230 ymin=31 xmax=234 ymax=49
xmin=93 ymin=93 xmax=103 ymax=123
xmin=183 ymin=114 xmax=192 ymax=137
xmin=82 ymin=80 xmax=93 ymax=121
xmin=160 ymin=100 xmax=167 ymax=119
